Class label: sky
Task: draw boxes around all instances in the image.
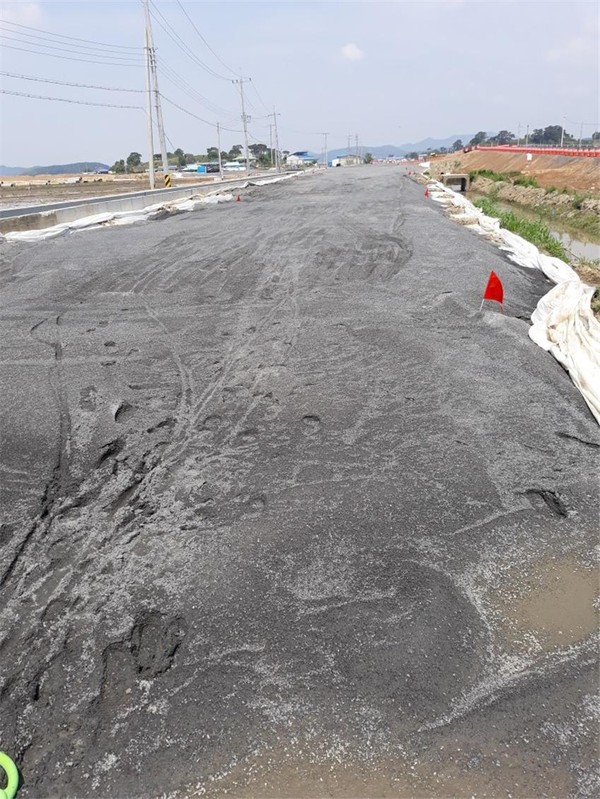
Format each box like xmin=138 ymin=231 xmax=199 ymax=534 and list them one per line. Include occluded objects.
xmin=0 ymin=0 xmax=598 ymax=166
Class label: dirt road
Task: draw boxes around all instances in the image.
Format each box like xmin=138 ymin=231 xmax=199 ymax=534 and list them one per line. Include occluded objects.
xmin=0 ymin=167 xmax=598 ymax=798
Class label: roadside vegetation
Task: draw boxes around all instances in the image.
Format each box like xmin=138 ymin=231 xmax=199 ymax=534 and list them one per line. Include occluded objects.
xmin=473 ymin=197 xmax=567 ymax=259
xmin=469 ymin=169 xmax=541 ymax=189
xmin=466 ymin=173 xmax=600 ymax=242
xmin=473 ymin=198 xmax=600 ymax=317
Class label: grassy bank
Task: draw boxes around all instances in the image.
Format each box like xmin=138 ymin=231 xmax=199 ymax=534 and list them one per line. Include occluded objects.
xmin=473 ymin=197 xmax=568 ymax=259
xmin=467 ymin=172 xmax=600 ymax=241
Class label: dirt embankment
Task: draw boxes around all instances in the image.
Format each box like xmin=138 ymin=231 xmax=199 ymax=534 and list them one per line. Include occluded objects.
xmin=431 ymin=150 xmax=599 ymax=194
xmin=468 ymin=176 xmax=600 ymax=215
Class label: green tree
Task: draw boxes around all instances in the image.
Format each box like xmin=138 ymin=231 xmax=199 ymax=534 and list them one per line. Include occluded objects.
xmin=172 ymin=147 xmax=186 ymax=166
xmin=469 ymin=131 xmax=488 ymax=146
xmin=530 ymin=128 xmax=545 ymax=143
xmin=206 ymin=146 xmax=219 ymax=160
xmin=364 ymin=152 xmax=374 ymax=163
xmin=496 ymin=130 xmax=514 ymax=144
xmin=452 ymin=139 xmax=463 ymax=151
xmin=112 ymin=159 xmax=125 ymax=174
xmin=228 ymin=144 xmax=243 ymax=159
xmin=126 ymin=151 xmax=142 ymax=170
xmin=542 ymin=125 xmax=563 ymax=144
xmin=249 ymin=143 xmax=269 ymax=159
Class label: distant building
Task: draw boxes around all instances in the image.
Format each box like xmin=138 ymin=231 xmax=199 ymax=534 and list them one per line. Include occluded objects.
xmin=331 ymin=154 xmax=362 ymax=167
xmin=286 ymin=151 xmax=316 ymax=167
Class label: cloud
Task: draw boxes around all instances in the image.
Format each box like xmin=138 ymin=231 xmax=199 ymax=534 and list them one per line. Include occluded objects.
xmin=546 ymin=34 xmax=596 ymax=67
xmin=340 ymin=43 xmax=364 ymax=62
xmin=0 ymin=2 xmax=44 ymax=25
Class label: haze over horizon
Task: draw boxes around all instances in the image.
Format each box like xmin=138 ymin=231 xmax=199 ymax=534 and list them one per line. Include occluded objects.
xmin=0 ymin=0 xmax=597 ymax=166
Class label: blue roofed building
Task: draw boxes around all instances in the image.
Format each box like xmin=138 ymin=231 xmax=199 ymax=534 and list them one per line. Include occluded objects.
xmin=286 ymin=151 xmax=317 ymax=167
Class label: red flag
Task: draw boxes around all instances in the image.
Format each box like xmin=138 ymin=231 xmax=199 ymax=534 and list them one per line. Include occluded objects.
xmin=482 ymin=271 xmax=504 ymax=307
xmin=424 ymin=188 xmax=429 ymax=198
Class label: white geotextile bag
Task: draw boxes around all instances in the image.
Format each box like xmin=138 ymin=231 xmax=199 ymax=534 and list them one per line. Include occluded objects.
xmin=429 ymin=181 xmax=600 ymax=423
xmin=530 ymin=281 xmax=600 ymax=422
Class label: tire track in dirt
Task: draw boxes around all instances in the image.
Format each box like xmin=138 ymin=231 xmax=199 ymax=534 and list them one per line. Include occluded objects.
xmin=1 ymin=315 xmax=71 ymax=589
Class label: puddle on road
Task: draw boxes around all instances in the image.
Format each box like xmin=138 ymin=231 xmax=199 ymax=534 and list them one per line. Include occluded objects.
xmin=490 ymin=556 xmax=598 ymax=651
xmin=200 ymin=745 xmax=571 ymax=798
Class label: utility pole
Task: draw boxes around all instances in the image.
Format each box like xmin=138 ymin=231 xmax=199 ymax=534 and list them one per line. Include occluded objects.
xmin=320 ymin=132 xmax=329 ymax=167
xmin=217 ymin=122 xmax=223 ymax=180
xmin=143 ymin=22 xmax=155 ymax=189
xmin=234 ymin=78 xmax=251 ymax=174
xmin=560 ymin=118 xmax=565 ymax=147
xmin=355 ymin=133 xmax=359 ymax=157
xmin=517 ymin=121 xmax=521 ymax=146
xmin=271 ymin=109 xmax=281 ymax=172
xmin=347 ymin=134 xmax=351 ymax=154
xmin=143 ymin=0 xmax=169 ymax=182
xmin=579 ymin=121 xmax=583 ymax=149
xmin=525 ymin=123 xmax=529 ymax=146
xmin=269 ymin=124 xmax=274 ymax=166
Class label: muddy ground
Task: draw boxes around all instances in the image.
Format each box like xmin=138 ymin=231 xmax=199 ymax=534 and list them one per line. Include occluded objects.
xmin=0 ymin=167 xmax=598 ymax=798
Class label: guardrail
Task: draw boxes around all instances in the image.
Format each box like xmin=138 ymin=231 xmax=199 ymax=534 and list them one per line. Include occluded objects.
xmin=476 ymin=145 xmax=600 ymax=158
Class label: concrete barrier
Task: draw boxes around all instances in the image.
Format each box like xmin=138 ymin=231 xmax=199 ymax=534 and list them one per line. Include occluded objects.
xmin=0 ymin=176 xmax=273 ymax=235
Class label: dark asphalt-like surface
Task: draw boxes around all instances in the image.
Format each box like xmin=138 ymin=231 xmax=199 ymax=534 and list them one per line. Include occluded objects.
xmin=0 ymin=167 xmax=598 ymax=798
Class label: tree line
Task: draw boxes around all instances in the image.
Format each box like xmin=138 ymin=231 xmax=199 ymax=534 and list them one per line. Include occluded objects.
xmin=465 ymin=125 xmax=599 ymax=148
xmin=111 ymin=143 xmax=285 ymax=173
xmin=403 ymin=125 xmax=599 ymax=160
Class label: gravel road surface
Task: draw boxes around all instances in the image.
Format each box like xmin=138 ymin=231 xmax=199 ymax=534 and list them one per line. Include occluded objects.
xmin=0 ymin=166 xmax=598 ymax=798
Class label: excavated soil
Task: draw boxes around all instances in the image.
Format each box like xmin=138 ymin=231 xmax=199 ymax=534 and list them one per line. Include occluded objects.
xmin=434 ymin=150 xmax=599 ymax=193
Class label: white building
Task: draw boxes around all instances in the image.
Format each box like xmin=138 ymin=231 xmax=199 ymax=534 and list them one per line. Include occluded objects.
xmin=331 ymin=154 xmax=362 ymax=167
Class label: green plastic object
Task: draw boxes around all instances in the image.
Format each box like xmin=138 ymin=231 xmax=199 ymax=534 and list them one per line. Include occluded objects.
xmin=0 ymin=752 xmax=18 ymax=799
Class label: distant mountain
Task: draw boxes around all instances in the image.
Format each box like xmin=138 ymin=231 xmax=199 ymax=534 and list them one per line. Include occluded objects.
xmin=326 ymin=134 xmax=484 ymax=160
xmin=0 ymin=162 xmax=110 ymax=176
xmin=327 ymin=145 xmax=405 ymax=159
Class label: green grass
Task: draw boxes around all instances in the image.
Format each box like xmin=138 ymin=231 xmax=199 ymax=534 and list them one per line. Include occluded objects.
xmin=469 ymin=169 xmax=519 ymax=182
xmin=513 ymin=175 xmax=539 ymax=188
xmin=469 ymin=169 xmax=539 ymax=189
xmin=473 ymin=197 xmax=567 ymax=259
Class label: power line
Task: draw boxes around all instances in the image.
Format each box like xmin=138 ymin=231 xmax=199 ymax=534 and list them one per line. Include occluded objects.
xmin=250 ymin=80 xmax=271 ymax=113
xmin=0 ymin=42 xmax=145 ymax=66
xmin=0 ymin=19 xmax=144 ymax=50
xmin=175 ymin=0 xmax=239 ymax=78
xmin=160 ymin=93 xmax=243 ymax=133
xmin=1 ymin=88 xmax=143 ymax=109
xmin=158 ymin=61 xmax=237 ymax=119
xmin=0 ymin=32 xmax=144 ymax=60
xmin=147 ymin=1 xmax=231 ymax=81
xmin=0 ymin=70 xmax=143 ymax=93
